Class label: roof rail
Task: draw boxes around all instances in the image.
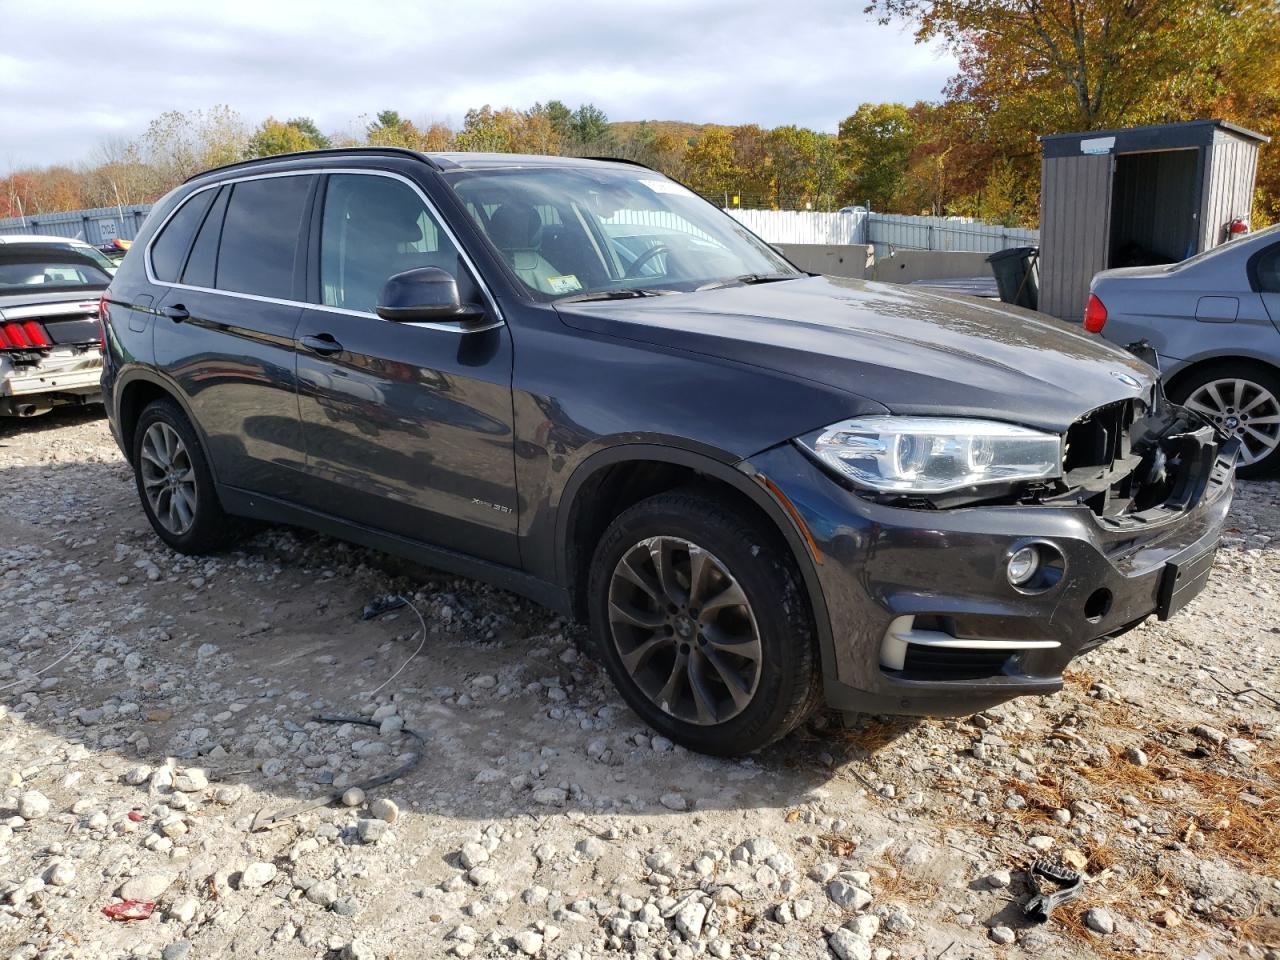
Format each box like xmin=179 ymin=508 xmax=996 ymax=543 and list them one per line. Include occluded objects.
xmin=182 ymin=146 xmax=440 ymax=183
xmin=581 ymin=155 xmax=654 ymax=170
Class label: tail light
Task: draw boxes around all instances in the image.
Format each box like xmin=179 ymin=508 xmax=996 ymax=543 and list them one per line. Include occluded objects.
xmin=98 ymin=295 xmax=108 ymax=351
xmin=1228 ymin=217 xmax=1249 ymax=238
xmin=1084 ymin=294 xmax=1107 ymax=333
xmin=0 ymin=321 xmax=52 ymax=350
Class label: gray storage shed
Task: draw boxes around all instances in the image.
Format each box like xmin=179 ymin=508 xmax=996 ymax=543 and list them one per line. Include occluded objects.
xmin=1038 ymin=119 xmax=1268 ymax=321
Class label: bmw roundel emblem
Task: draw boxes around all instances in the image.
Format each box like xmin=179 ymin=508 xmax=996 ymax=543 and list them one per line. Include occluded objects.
xmin=1111 ymin=371 xmax=1141 ymax=388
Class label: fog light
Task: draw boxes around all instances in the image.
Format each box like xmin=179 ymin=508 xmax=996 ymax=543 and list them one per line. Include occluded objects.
xmin=1007 ymin=546 xmax=1040 ymax=586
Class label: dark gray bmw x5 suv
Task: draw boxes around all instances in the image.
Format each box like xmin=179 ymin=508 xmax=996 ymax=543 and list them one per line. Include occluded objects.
xmin=102 ymin=148 xmax=1237 ymax=755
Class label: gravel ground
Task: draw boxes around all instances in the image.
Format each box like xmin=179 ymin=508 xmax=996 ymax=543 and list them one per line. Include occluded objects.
xmin=1 ymin=408 xmax=1278 ymax=960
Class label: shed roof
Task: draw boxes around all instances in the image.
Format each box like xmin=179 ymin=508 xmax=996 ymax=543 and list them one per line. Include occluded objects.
xmin=1040 ymin=119 xmax=1268 ymax=159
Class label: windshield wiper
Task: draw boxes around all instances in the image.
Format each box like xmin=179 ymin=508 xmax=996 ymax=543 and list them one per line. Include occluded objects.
xmin=695 ymin=273 xmax=799 ymax=291
xmin=557 ymin=287 xmax=679 ymax=303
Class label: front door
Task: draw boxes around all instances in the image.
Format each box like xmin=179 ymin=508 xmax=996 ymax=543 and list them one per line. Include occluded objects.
xmin=293 ymin=171 xmax=519 ymax=567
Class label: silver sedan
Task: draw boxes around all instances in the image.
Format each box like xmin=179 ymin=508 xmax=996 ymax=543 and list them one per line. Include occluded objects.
xmin=1087 ymin=223 xmax=1280 ymax=476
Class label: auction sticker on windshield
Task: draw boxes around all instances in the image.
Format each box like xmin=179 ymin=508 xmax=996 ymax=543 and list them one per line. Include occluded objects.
xmin=547 ymin=275 xmax=583 ymax=294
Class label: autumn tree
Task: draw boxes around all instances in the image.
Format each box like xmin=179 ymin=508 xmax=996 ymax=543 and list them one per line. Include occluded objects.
xmin=682 ymin=127 xmax=739 ymax=198
xmin=138 ymin=106 xmax=247 ymax=186
xmin=837 ymin=103 xmax=913 ymax=210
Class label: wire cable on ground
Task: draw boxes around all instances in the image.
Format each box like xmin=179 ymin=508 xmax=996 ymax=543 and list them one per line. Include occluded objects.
xmin=363 ymin=594 xmax=427 ymax=699
xmin=0 ymin=632 xmax=92 ymax=694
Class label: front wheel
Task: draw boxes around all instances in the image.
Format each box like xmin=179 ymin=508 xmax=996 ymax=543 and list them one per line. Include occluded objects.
xmin=1170 ymin=363 xmax=1280 ymax=478
xmin=587 ymin=490 xmax=821 ymax=756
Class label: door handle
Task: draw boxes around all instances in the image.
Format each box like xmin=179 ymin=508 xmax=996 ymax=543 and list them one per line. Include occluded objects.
xmin=300 ymin=333 xmax=343 ymax=356
xmin=163 ymin=304 xmax=190 ymax=323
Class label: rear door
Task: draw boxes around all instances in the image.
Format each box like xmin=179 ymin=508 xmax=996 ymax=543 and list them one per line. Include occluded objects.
xmin=292 ymin=170 xmax=519 ymax=566
xmin=152 ymin=173 xmax=315 ymax=496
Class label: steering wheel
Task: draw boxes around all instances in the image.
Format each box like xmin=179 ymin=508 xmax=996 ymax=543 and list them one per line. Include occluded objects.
xmin=624 ymin=243 xmax=669 ymax=279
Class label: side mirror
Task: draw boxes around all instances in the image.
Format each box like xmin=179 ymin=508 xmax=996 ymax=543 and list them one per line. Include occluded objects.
xmin=375 ymin=267 xmax=486 ymax=323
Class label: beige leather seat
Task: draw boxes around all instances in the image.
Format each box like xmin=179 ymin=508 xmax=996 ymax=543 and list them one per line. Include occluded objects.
xmin=487 ymin=203 xmax=563 ymax=294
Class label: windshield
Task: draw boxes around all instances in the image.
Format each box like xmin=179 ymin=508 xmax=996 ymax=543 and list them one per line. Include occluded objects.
xmin=443 ymin=165 xmax=800 ymax=300
xmin=0 ymin=250 xmax=112 ymax=292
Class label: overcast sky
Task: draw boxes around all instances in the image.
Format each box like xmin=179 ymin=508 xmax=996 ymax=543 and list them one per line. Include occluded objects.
xmin=0 ymin=0 xmax=955 ymax=170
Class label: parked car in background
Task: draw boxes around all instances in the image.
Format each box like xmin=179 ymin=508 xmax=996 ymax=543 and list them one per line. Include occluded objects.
xmin=0 ymin=242 xmax=109 ymax=417
xmin=104 ymin=148 xmax=1234 ymax=755
xmin=1087 ymin=223 xmax=1280 ymax=476
xmin=98 ymin=237 xmax=132 ymax=266
xmin=0 ymin=233 xmax=119 ymax=275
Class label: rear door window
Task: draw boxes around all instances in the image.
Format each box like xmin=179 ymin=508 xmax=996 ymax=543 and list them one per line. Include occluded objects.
xmin=150 ymin=190 xmax=217 ymax=282
xmin=216 ymin=176 xmax=314 ymax=299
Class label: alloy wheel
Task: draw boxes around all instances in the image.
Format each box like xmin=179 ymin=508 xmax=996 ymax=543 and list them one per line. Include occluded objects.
xmin=1183 ymin=378 xmax=1280 ymax=467
xmin=607 ymin=535 xmax=762 ymax=725
xmin=139 ymin=421 xmax=198 ymax=536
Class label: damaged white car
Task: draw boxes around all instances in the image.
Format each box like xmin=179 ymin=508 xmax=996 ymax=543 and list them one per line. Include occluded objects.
xmin=0 ymin=240 xmax=110 ymax=417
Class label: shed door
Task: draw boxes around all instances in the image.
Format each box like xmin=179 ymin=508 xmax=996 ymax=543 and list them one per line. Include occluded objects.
xmin=1039 ymin=153 xmax=1112 ymax=322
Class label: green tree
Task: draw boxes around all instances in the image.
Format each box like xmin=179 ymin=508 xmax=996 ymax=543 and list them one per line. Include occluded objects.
xmin=837 ymin=103 xmax=913 ymax=211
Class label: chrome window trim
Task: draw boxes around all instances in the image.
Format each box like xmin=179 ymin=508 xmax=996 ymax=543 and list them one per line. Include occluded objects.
xmin=143 ymin=167 xmax=504 ymax=334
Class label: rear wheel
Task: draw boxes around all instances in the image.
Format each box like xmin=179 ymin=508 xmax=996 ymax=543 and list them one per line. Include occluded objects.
xmin=1170 ymin=363 xmax=1280 ymax=478
xmin=132 ymin=398 xmax=240 ymax=553
xmin=587 ymin=489 xmax=821 ymax=756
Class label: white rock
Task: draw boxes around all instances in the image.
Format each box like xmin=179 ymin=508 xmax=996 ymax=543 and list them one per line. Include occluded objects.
xmin=829 ymin=929 xmax=873 ymax=960
xmin=1085 ymin=907 xmax=1115 ymax=935
xmin=44 ymin=862 xmax=75 ymax=886
xmin=342 ymin=787 xmax=366 ymax=807
xmin=848 ymin=914 xmax=880 ymax=939
xmin=827 ymin=879 xmax=872 ymax=910
xmin=240 ymin=861 xmax=277 ymax=889
xmin=990 ymin=926 xmax=1016 ymax=945
xmin=577 ymin=836 xmax=607 ymax=859
xmin=17 ymin=791 xmax=50 ymax=820
xmin=512 ymin=930 xmax=543 ymax=956
xmin=175 ymin=768 xmax=208 ymax=792
xmin=370 ymin=798 xmax=399 ymax=823
xmin=171 ymin=898 xmax=199 ymax=923
xmin=459 ymin=841 xmax=490 ymax=870
xmin=659 ymin=792 xmax=687 ymax=811
xmin=986 ymin=868 xmax=1012 ymax=888
xmin=123 ymin=765 xmax=153 ymax=786
xmin=675 ymin=901 xmax=707 ymax=939
xmin=306 ymin=879 xmax=339 ymax=906
xmin=119 ymin=873 xmax=173 ymax=901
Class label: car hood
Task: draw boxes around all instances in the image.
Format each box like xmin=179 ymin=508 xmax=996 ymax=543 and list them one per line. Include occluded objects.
xmin=556 ymin=276 xmax=1156 ymax=433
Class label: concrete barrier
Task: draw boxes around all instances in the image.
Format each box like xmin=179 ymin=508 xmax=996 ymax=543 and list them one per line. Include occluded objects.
xmin=775 ymin=243 xmax=874 ymax=279
xmin=872 ymin=250 xmax=992 ymax=284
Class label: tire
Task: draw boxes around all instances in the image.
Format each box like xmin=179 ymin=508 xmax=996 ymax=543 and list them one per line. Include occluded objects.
xmin=1168 ymin=362 xmax=1280 ymax=478
xmin=587 ymin=489 xmax=821 ymax=756
xmin=131 ymin=398 xmax=240 ymax=554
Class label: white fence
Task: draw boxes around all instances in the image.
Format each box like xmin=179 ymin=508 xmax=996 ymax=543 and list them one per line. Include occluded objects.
xmin=724 ymin=209 xmax=868 ymax=246
xmin=723 ymin=208 xmax=1038 ymax=255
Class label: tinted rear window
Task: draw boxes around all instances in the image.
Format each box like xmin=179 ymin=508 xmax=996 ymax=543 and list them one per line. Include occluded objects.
xmin=181 ymin=186 xmax=229 ymax=289
xmin=216 ymin=176 xmax=313 ymax=299
xmin=150 ymin=190 xmax=216 ymax=282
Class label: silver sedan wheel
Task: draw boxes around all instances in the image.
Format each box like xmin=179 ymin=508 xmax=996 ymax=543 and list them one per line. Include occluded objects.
xmin=1183 ymin=378 xmax=1280 ymax=467
xmin=139 ymin=422 xmax=198 ymax=536
xmin=607 ymin=536 xmax=762 ymax=726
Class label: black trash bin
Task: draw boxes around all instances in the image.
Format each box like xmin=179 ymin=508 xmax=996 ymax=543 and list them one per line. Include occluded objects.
xmin=986 ymin=246 xmax=1039 ymax=310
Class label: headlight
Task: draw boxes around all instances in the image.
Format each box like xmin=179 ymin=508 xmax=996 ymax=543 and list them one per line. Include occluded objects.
xmin=797 ymin=417 xmax=1061 ymax=494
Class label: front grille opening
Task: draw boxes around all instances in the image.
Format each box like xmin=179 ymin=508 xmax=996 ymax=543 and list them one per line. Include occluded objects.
xmin=899 ymin=645 xmax=1013 ymax=682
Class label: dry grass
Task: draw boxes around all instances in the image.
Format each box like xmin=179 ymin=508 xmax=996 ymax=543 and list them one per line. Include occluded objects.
xmin=1073 ymin=741 xmax=1280 ymax=876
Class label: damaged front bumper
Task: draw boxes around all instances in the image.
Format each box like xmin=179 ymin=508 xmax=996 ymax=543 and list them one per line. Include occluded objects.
xmin=742 ymin=410 xmax=1236 ymax=717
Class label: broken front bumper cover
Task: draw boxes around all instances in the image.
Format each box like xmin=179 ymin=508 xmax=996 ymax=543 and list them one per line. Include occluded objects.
xmin=743 ymin=432 xmax=1236 ymax=717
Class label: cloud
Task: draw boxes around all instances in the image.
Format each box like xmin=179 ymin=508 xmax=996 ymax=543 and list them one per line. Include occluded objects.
xmin=0 ymin=0 xmax=955 ymax=168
